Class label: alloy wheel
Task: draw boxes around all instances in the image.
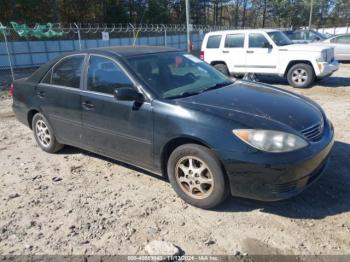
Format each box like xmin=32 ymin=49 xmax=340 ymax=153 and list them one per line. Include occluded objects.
xmin=292 ymin=68 xmax=308 ymax=84
xmin=175 ymin=156 xmax=214 ymax=199
xmin=35 ymin=119 xmax=51 ymax=147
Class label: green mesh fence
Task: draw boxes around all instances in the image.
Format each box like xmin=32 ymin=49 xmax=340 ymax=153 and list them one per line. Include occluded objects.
xmin=10 ymin=22 xmax=64 ymax=38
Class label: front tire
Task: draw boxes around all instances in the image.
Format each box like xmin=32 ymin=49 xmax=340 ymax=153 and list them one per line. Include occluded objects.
xmin=32 ymin=113 xmax=63 ymax=153
xmin=167 ymin=144 xmax=229 ymax=209
xmin=287 ymin=63 xmax=315 ymax=88
xmin=213 ymin=63 xmax=229 ymax=76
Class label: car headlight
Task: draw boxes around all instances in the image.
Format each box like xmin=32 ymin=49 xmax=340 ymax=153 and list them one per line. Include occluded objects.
xmin=233 ymin=129 xmax=308 ymax=153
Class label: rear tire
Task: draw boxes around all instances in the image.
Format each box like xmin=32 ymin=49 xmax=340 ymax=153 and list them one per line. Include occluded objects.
xmin=287 ymin=63 xmax=315 ymax=88
xmin=32 ymin=113 xmax=63 ymax=153
xmin=213 ymin=63 xmax=230 ymax=76
xmin=167 ymin=144 xmax=229 ymax=209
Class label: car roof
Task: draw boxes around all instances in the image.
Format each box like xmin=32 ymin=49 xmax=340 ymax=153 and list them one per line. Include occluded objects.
xmin=90 ymin=45 xmax=180 ymax=57
xmin=205 ymin=29 xmax=278 ymax=35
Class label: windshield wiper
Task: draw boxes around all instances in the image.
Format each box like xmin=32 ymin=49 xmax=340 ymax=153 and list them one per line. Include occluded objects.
xmin=201 ymin=80 xmax=233 ymax=93
xmin=165 ymin=81 xmax=233 ymax=99
xmin=165 ymin=91 xmax=202 ymax=99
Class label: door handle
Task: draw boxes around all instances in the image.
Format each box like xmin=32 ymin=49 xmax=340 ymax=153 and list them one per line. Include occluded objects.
xmin=246 ymin=50 xmax=254 ymax=54
xmin=222 ymin=50 xmax=230 ymax=54
xmin=82 ymin=101 xmax=95 ymax=109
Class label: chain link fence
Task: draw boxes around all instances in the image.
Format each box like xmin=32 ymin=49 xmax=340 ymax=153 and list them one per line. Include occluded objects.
xmin=0 ymin=23 xmax=233 ymax=90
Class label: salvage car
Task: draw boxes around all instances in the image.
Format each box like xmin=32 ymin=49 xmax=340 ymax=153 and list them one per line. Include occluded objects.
xmin=12 ymin=46 xmax=334 ymax=209
xmin=284 ymin=29 xmax=328 ymax=43
xmin=201 ymin=29 xmax=339 ymax=88
xmin=319 ymin=34 xmax=350 ymax=61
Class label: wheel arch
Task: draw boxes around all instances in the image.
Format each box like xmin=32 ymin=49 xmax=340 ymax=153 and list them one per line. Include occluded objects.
xmin=27 ymin=108 xmax=40 ymax=129
xmin=160 ymin=136 xmax=220 ymax=179
xmin=210 ymin=61 xmax=228 ymax=67
xmin=284 ymin=60 xmax=315 ymax=77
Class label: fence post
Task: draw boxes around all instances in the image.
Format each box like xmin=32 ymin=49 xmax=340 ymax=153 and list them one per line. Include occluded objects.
xmin=1 ymin=24 xmax=15 ymax=82
xmin=162 ymin=24 xmax=167 ymax=46
xmin=74 ymin=23 xmax=82 ymax=50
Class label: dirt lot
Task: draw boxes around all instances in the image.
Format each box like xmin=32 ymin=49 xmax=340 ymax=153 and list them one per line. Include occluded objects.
xmin=0 ymin=64 xmax=349 ymax=257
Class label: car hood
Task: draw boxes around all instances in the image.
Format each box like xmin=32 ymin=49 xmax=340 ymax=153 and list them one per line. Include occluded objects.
xmin=282 ymin=44 xmax=329 ymax=52
xmin=175 ymin=81 xmax=323 ymax=132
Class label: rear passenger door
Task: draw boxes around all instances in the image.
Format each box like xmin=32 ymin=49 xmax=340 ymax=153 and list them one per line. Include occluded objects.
xmin=81 ymin=55 xmax=154 ymax=167
xmin=37 ymin=54 xmax=86 ymax=145
xmin=222 ymin=33 xmax=246 ymax=74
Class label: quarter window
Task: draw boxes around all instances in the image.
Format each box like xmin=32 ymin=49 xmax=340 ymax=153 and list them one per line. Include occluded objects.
xmin=225 ymin=34 xmax=244 ymax=48
xmin=206 ymin=35 xmax=222 ymax=49
xmin=52 ymin=56 xmax=85 ymax=88
xmin=87 ymin=56 xmax=132 ymax=95
xmin=41 ymin=69 xmax=52 ymax=84
xmin=249 ymin=33 xmax=270 ymax=48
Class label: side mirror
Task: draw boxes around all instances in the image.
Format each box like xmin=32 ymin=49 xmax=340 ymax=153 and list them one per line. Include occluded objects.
xmin=114 ymin=87 xmax=144 ymax=103
xmin=263 ymin=42 xmax=273 ymax=49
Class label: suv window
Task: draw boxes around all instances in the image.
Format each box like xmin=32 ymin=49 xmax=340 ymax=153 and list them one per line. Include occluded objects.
xmin=249 ymin=33 xmax=270 ymax=48
xmin=87 ymin=56 xmax=132 ymax=95
xmin=206 ymin=35 xmax=222 ymax=48
xmin=225 ymin=34 xmax=244 ymax=48
xmin=291 ymin=31 xmax=303 ymax=40
xmin=52 ymin=55 xmax=85 ymax=88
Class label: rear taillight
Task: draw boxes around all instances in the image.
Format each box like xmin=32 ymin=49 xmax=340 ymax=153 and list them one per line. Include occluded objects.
xmin=200 ymin=51 xmax=204 ymax=60
xmin=9 ymin=83 xmax=14 ymax=96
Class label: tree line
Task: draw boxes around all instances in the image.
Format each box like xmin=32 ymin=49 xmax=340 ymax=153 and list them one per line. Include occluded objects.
xmin=0 ymin=0 xmax=349 ymax=29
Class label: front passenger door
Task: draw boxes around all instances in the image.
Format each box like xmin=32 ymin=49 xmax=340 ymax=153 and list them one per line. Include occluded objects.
xmin=245 ymin=33 xmax=278 ymax=74
xmin=81 ymin=55 xmax=154 ymax=167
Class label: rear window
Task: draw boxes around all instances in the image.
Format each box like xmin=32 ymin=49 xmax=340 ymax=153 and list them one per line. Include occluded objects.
xmin=206 ymin=35 xmax=222 ymax=48
xmin=225 ymin=34 xmax=244 ymax=48
xmin=51 ymin=55 xmax=85 ymax=89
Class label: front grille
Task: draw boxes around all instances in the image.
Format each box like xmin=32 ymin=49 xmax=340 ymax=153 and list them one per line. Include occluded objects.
xmin=301 ymin=122 xmax=324 ymax=142
xmin=326 ymin=48 xmax=334 ymax=62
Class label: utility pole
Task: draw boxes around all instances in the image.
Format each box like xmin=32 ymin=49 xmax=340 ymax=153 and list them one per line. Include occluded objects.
xmin=185 ymin=0 xmax=191 ymax=53
xmin=308 ymin=0 xmax=314 ymax=29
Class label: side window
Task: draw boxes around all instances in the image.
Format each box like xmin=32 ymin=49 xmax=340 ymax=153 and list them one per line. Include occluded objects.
xmin=248 ymin=33 xmax=270 ymax=48
xmin=52 ymin=56 xmax=84 ymax=88
xmin=291 ymin=31 xmax=303 ymax=40
xmin=225 ymin=34 xmax=244 ymax=48
xmin=87 ymin=56 xmax=133 ymax=95
xmin=206 ymin=35 xmax=222 ymax=49
xmin=334 ymin=36 xmax=350 ymax=44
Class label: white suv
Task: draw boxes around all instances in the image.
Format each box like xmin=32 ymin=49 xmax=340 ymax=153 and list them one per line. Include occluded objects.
xmin=200 ymin=29 xmax=339 ymax=88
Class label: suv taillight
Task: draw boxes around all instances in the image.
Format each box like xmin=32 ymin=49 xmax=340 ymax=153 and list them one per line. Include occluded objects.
xmin=200 ymin=51 xmax=204 ymax=60
xmin=9 ymin=83 xmax=14 ymax=96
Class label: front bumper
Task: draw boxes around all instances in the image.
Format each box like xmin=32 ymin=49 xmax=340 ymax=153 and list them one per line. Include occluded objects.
xmin=317 ymin=60 xmax=339 ymax=78
xmin=216 ymin=124 xmax=334 ymax=201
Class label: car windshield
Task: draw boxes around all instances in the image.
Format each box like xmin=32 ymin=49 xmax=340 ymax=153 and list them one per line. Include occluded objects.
xmin=268 ymin=31 xmax=293 ymax=46
xmin=313 ymin=30 xmax=327 ymax=39
xmin=126 ymin=52 xmax=232 ymax=99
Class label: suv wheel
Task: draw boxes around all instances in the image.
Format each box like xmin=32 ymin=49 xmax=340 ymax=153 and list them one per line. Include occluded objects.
xmin=213 ymin=63 xmax=229 ymax=76
xmin=287 ymin=63 xmax=315 ymax=88
xmin=32 ymin=113 xmax=63 ymax=153
xmin=167 ymin=144 xmax=229 ymax=209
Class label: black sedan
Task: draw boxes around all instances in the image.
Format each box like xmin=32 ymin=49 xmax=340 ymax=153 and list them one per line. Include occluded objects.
xmin=11 ymin=46 xmax=334 ymax=209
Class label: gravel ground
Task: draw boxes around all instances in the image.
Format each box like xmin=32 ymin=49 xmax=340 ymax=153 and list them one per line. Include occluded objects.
xmin=0 ymin=64 xmax=349 ymax=257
